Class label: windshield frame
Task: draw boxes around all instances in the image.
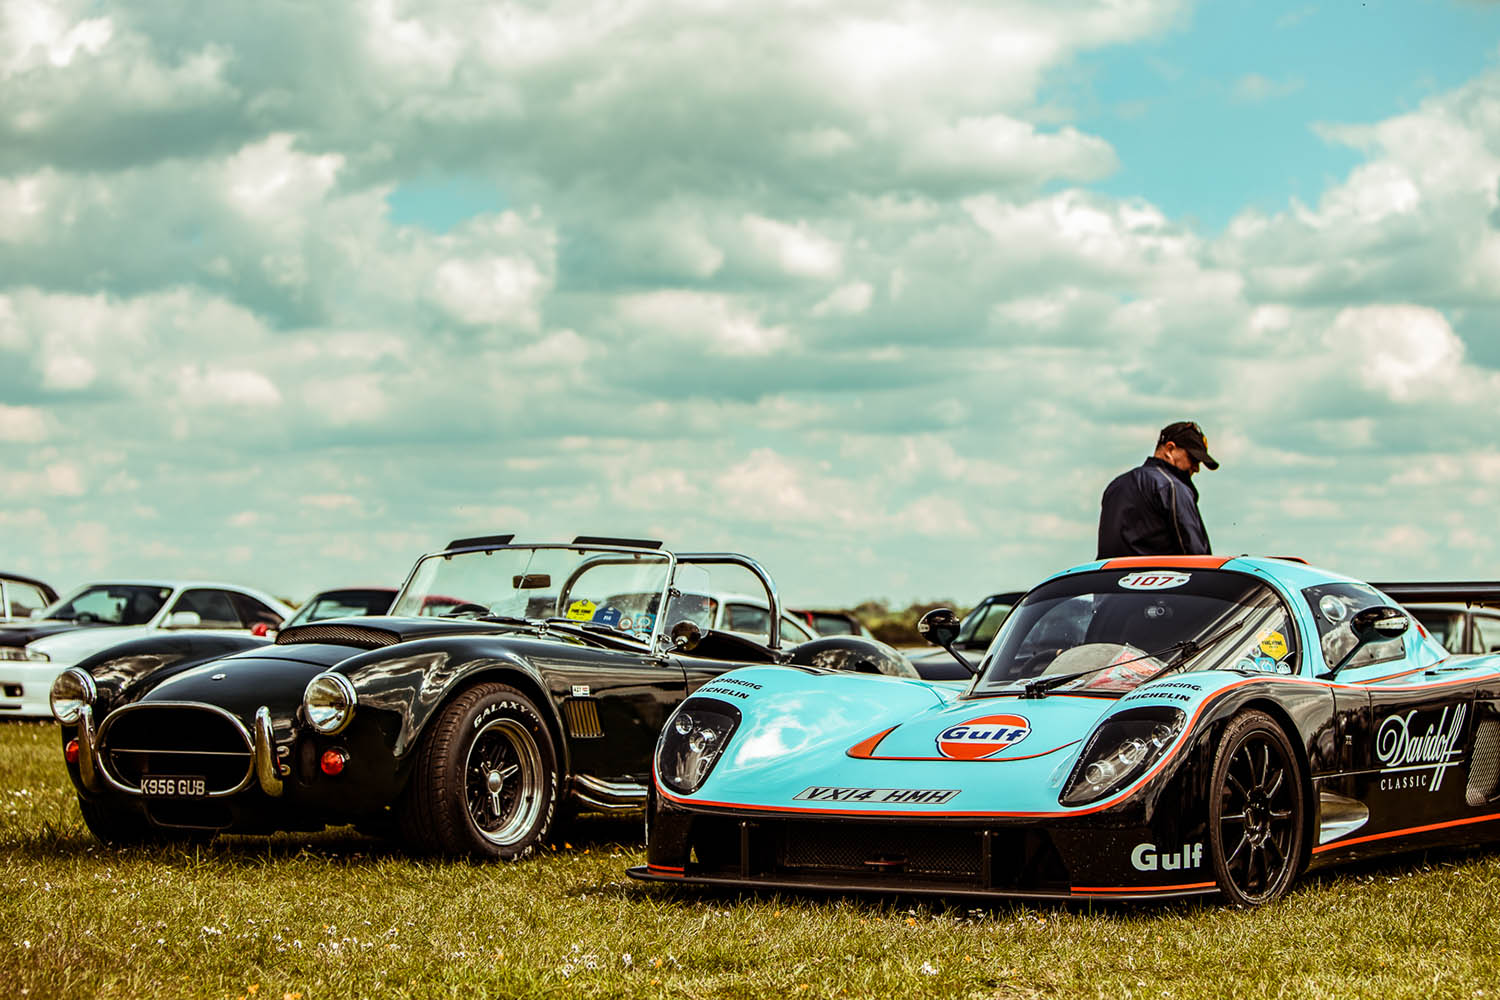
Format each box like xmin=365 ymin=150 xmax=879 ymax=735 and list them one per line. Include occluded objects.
xmin=391 ymin=542 xmax=680 ymax=650
xmin=969 ymin=568 xmax=1298 ymax=699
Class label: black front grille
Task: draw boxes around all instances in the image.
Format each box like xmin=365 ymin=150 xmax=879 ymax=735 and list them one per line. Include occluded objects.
xmin=100 ymin=705 xmax=253 ymax=794
xmin=686 ymin=818 xmax=1070 ymax=892
xmin=277 ymin=624 xmax=399 ymax=649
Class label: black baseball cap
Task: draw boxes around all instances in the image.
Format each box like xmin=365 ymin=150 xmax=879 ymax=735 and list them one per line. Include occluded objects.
xmin=1158 ymin=421 xmax=1219 ymax=470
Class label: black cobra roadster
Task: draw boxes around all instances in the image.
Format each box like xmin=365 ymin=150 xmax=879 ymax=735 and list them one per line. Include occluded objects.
xmin=49 ymin=535 xmax=914 ymax=858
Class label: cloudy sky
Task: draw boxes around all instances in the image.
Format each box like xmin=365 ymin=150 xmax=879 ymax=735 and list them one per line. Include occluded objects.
xmin=3 ymin=0 xmax=1500 ymax=610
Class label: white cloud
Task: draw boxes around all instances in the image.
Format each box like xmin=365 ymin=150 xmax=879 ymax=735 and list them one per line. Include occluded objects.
xmin=0 ymin=403 xmax=46 ymax=441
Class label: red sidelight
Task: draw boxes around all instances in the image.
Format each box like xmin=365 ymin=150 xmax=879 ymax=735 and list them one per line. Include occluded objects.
xmin=65 ymin=739 xmax=79 ymax=764
xmin=320 ymin=748 xmax=349 ymax=776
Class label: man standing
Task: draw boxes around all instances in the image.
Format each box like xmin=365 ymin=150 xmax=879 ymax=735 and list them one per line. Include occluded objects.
xmin=1096 ymin=421 xmax=1219 ymax=559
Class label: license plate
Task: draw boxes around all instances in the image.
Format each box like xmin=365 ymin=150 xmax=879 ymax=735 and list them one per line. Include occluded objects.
xmin=140 ymin=775 xmax=207 ymax=798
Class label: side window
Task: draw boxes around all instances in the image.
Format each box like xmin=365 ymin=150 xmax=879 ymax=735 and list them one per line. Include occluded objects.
xmin=725 ymin=604 xmax=770 ymax=637
xmin=780 ymin=615 xmax=815 ymax=644
xmin=1412 ymin=610 xmax=1465 ymax=653
xmin=6 ymin=582 xmax=48 ymax=618
xmin=1474 ymin=614 xmax=1500 ymax=654
xmin=229 ymin=592 xmax=284 ymax=628
xmin=171 ymin=589 xmax=241 ymax=628
xmin=1302 ymin=583 xmax=1403 ymax=671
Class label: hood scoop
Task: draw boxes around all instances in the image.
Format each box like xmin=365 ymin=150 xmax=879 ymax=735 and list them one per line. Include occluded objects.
xmin=277 ymin=623 xmax=400 ymax=649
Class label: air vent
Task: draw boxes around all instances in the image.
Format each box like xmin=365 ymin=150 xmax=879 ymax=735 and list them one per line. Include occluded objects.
xmin=1467 ymin=718 xmax=1500 ymax=806
xmin=562 ymin=697 xmax=603 ymax=738
xmin=277 ymin=624 xmax=400 ymax=649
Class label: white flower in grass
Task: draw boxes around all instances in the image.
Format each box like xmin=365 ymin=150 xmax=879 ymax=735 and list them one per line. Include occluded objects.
xmin=622 ymin=954 xmax=633 ymax=967
xmin=920 ymin=962 xmax=938 ymax=976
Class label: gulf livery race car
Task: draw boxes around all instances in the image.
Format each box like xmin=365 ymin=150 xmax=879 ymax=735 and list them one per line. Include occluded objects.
xmin=630 ymin=555 xmax=1500 ymax=906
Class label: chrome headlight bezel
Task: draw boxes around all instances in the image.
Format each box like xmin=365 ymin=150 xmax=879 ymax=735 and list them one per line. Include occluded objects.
xmin=655 ymin=697 xmax=742 ymax=795
xmin=1059 ymin=706 xmax=1186 ymax=806
xmin=303 ymin=672 xmax=357 ymax=734
xmin=50 ymin=668 xmax=97 ymax=724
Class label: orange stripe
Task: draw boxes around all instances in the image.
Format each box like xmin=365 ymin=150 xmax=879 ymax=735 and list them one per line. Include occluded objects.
xmin=1101 ymin=556 xmax=1231 ymax=570
xmin=1312 ymin=811 xmax=1500 ymax=854
xmin=1071 ymin=881 xmax=1215 ymax=894
xmin=647 ymin=864 xmax=685 ymax=874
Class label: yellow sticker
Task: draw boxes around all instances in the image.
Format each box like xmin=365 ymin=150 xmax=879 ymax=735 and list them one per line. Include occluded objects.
xmin=566 ymin=599 xmax=596 ymax=621
xmin=1259 ymin=631 xmax=1288 ymax=659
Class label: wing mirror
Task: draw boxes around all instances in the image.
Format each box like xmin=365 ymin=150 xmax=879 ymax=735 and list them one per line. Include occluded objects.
xmin=166 ymin=611 xmax=202 ymax=629
xmin=670 ymin=620 xmax=703 ymax=652
xmin=1327 ymin=605 xmax=1408 ymax=677
xmin=917 ymin=608 xmax=976 ymax=675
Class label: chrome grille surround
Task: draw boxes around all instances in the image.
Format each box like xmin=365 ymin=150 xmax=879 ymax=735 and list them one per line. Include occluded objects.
xmin=97 ymin=702 xmax=255 ymax=797
xmin=277 ymin=624 xmax=400 ymax=649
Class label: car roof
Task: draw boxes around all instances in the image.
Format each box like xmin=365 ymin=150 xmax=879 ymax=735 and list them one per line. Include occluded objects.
xmin=53 ymin=580 xmax=294 ymax=614
xmin=1051 ymin=554 xmax=1373 ymax=593
xmin=1 ymin=570 xmax=55 ymax=592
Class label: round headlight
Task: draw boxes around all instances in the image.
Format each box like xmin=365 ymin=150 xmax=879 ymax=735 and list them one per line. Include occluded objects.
xmin=50 ymin=668 xmax=96 ymax=724
xmin=303 ymin=673 xmax=357 ymax=734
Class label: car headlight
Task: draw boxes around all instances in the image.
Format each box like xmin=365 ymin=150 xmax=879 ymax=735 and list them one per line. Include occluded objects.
xmin=655 ymin=697 xmax=742 ymax=795
xmin=303 ymin=672 xmax=357 ymax=734
xmin=50 ymin=668 xmax=96 ymax=724
xmin=0 ymin=646 xmax=49 ymax=661
xmin=1059 ymin=707 xmax=1185 ymax=806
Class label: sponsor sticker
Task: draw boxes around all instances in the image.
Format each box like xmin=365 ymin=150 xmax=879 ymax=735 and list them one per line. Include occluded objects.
xmin=1130 ymin=842 xmax=1204 ymax=872
xmin=1118 ymin=571 xmax=1190 ymax=591
xmin=1259 ymin=631 xmax=1288 ymax=659
xmin=936 ymin=714 xmax=1030 ymax=760
xmin=571 ymin=684 xmax=590 ymax=697
xmin=566 ymin=599 xmax=597 ymax=621
xmin=794 ymin=786 xmax=960 ymax=804
xmin=591 ymin=605 xmax=622 ymax=627
xmin=1375 ymin=704 xmax=1468 ymax=793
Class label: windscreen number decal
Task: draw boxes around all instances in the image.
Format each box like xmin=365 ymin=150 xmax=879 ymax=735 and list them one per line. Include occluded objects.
xmin=1119 ymin=571 xmax=1190 ymax=591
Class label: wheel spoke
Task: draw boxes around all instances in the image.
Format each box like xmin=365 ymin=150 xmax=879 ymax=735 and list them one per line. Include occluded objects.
xmin=1226 ymin=831 xmax=1249 ymax=866
xmin=1220 ymin=812 xmax=1247 ymax=823
xmin=1263 ymin=765 xmax=1284 ymax=799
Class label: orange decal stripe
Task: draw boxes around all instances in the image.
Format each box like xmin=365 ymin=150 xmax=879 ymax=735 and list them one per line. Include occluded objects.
xmin=1101 ymin=556 xmax=1231 ymax=570
xmin=1071 ymin=881 xmax=1215 ymax=894
xmin=1312 ymin=811 xmax=1500 ymax=854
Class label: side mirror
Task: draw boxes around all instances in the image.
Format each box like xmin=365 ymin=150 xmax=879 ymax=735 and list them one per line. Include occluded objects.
xmin=917 ymin=608 xmax=961 ymax=648
xmin=1327 ymin=605 xmax=1408 ymax=677
xmin=917 ymin=608 xmax=976 ymax=675
xmin=670 ymin=620 xmax=703 ymax=653
xmin=166 ymin=611 xmax=202 ymax=629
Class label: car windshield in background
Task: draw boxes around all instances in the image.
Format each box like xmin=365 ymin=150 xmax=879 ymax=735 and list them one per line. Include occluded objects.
xmin=286 ymin=590 xmax=395 ymax=627
xmin=45 ymin=585 xmax=172 ymax=626
xmin=956 ymin=598 xmax=1017 ymax=646
xmin=390 ymin=545 xmax=673 ymax=642
xmin=973 ymin=570 xmax=1295 ymax=697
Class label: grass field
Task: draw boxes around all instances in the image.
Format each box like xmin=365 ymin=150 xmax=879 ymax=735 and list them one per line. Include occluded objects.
xmin=5 ymin=720 xmax=1500 ymax=999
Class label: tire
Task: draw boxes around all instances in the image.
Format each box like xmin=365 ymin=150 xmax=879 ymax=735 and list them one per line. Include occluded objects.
xmin=398 ymin=682 xmax=558 ymax=860
xmin=77 ymin=796 xmax=158 ymax=847
xmin=1208 ymin=710 xmax=1305 ymax=906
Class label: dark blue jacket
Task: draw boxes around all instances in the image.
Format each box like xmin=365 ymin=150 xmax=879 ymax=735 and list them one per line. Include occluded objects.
xmin=1096 ymin=457 xmax=1212 ymax=559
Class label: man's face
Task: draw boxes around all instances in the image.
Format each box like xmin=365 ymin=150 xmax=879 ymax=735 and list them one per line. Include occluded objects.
xmin=1164 ymin=442 xmax=1199 ymax=475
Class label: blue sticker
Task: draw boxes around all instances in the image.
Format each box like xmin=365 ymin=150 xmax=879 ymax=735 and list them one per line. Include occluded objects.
xmin=592 ymin=605 xmax=622 ymax=627
xmin=1254 ymin=654 xmax=1277 ymax=672
xmin=637 ymin=613 xmax=655 ymax=632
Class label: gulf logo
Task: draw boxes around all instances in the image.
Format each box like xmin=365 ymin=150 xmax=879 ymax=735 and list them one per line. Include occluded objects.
xmin=935 ymin=714 xmax=1031 ymax=760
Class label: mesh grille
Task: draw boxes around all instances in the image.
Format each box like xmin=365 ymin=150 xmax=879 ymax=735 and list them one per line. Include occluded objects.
xmin=1468 ymin=718 xmax=1500 ymax=806
xmin=277 ymin=623 xmax=400 ymax=648
xmin=779 ymin=823 xmax=982 ymax=877
xmin=563 ymin=698 xmax=603 ymax=739
xmin=101 ymin=705 xmax=253 ymax=793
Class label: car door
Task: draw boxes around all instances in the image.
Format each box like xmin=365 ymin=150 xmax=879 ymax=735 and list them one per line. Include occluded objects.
xmin=541 ymin=644 xmax=690 ymax=783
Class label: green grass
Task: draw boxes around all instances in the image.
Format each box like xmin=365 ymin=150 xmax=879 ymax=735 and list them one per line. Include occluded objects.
xmin=5 ymin=720 xmax=1500 ymax=999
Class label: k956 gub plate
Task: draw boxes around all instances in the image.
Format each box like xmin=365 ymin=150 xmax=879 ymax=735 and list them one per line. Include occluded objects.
xmin=140 ymin=775 xmax=207 ymax=798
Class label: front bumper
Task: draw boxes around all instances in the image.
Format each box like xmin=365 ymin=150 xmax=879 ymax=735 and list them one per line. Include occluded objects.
xmin=630 ymin=793 xmax=1220 ymax=902
xmin=0 ymin=658 xmax=66 ymax=717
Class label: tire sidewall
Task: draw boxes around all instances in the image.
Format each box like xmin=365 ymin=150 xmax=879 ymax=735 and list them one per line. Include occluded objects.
xmin=443 ymin=686 xmax=558 ymax=860
xmin=1208 ymin=710 xmax=1305 ymax=906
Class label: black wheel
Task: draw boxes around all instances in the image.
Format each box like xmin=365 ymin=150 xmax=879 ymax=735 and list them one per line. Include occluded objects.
xmin=1208 ymin=711 xmax=1305 ymax=906
xmin=398 ymin=682 xmax=558 ymax=859
xmin=77 ymin=796 xmax=157 ymax=847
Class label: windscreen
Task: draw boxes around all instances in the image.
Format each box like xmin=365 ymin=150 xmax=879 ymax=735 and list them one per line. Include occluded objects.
xmin=46 ymin=584 xmax=172 ymax=626
xmin=390 ymin=546 xmax=672 ymax=642
xmin=973 ymin=569 xmax=1296 ymax=696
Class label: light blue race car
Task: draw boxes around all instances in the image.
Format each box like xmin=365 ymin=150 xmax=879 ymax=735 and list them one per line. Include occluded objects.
xmin=629 ymin=555 xmax=1500 ymax=905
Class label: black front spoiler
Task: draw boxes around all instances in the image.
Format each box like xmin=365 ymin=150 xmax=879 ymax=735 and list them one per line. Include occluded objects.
xmin=625 ymin=865 xmax=1221 ymax=903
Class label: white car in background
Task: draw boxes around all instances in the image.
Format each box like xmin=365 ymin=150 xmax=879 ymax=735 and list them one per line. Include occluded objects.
xmin=0 ymin=580 xmax=292 ymax=718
